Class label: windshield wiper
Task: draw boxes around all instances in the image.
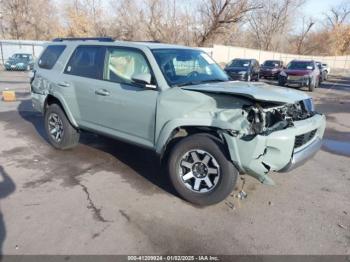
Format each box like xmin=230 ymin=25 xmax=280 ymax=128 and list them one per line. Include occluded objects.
xmin=176 ymin=79 xmax=227 ymax=87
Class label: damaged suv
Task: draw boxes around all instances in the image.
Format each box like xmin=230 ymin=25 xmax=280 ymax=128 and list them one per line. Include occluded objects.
xmin=31 ymin=38 xmax=326 ymax=205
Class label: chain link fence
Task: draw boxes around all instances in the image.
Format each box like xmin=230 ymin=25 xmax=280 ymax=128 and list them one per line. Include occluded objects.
xmin=0 ymin=40 xmax=45 ymax=65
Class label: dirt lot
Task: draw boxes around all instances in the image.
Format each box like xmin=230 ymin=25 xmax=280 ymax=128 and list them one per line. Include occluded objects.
xmin=0 ymin=69 xmax=349 ymax=255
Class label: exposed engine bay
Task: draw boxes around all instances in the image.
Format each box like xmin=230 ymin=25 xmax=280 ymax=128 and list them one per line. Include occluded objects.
xmin=242 ymin=99 xmax=316 ymax=137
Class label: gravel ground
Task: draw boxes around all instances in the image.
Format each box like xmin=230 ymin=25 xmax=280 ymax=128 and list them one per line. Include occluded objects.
xmin=0 ymin=69 xmax=349 ymax=255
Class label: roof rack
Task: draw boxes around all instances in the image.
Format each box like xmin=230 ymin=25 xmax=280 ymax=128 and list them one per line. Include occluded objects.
xmin=52 ymin=37 xmax=114 ymax=42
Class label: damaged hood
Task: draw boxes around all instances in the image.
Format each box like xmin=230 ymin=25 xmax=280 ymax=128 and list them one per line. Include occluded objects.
xmin=181 ymin=81 xmax=309 ymax=104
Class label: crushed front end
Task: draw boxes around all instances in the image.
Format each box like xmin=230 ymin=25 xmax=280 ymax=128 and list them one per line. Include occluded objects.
xmin=222 ymin=98 xmax=326 ymax=185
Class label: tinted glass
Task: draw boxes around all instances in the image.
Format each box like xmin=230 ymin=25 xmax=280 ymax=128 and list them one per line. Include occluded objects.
xmin=39 ymin=45 xmax=66 ymax=69
xmin=12 ymin=54 xmax=31 ymax=60
xmin=104 ymin=47 xmax=151 ymax=85
xmin=229 ymin=59 xmax=251 ymax=67
xmin=263 ymin=60 xmax=280 ymax=67
xmin=152 ymin=49 xmax=228 ymax=87
xmin=287 ymin=61 xmax=314 ymax=70
xmin=65 ymin=46 xmax=104 ymax=79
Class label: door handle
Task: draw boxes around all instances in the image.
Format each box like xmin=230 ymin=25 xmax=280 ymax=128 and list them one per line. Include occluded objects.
xmin=95 ymin=89 xmax=110 ymax=96
xmin=57 ymin=82 xmax=70 ymax=87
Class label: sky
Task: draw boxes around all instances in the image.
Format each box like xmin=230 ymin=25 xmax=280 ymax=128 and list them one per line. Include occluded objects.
xmin=302 ymin=0 xmax=345 ymax=18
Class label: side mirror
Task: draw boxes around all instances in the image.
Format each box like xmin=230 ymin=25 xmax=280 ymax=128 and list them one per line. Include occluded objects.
xmin=132 ymin=73 xmax=156 ymax=89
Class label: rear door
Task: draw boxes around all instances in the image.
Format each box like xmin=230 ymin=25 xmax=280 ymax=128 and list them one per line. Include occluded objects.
xmin=60 ymin=45 xmax=106 ymax=125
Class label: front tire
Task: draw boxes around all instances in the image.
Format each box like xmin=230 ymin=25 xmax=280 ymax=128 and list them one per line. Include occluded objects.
xmin=308 ymin=78 xmax=316 ymax=92
xmin=167 ymin=134 xmax=238 ymax=206
xmin=45 ymin=104 xmax=80 ymax=150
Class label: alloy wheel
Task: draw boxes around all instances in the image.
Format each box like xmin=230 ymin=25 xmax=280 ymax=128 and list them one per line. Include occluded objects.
xmin=48 ymin=113 xmax=64 ymax=142
xmin=178 ymin=149 xmax=220 ymax=193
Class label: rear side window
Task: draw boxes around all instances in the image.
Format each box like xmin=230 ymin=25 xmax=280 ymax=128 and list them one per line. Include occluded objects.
xmin=38 ymin=45 xmax=66 ymax=69
xmin=64 ymin=46 xmax=104 ymax=79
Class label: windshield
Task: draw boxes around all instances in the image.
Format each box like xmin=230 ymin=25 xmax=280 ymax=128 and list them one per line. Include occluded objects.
xmin=287 ymin=61 xmax=314 ymax=70
xmin=229 ymin=59 xmax=250 ymax=67
xmin=11 ymin=54 xmax=30 ymax=60
xmin=263 ymin=60 xmax=280 ymax=67
xmin=152 ymin=49 xmax=229 ymax=87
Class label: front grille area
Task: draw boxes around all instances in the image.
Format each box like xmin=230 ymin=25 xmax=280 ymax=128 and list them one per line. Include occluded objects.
xmin=294 ymin=129 xmax=317 ymax=148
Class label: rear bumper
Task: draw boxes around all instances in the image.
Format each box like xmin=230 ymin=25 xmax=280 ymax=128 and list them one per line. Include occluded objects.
xmin=223 ymin=113 xmax=326 ymax=185
xmin=31 ymin=91 xmax=46 ymax=113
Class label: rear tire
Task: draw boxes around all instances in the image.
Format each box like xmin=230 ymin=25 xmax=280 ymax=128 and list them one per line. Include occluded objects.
xmin=167 ymin=134 xmax=238 ymax=206
xmin=45 ymin=103 xmax=80 ymax=150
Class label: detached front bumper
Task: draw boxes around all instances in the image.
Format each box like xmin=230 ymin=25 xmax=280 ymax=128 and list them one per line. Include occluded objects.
xmin=223 ymin=113 xmax=326 ymax=185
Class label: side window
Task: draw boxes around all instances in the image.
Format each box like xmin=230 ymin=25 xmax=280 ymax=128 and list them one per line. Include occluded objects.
xmin=38 ymin=45 xmax=66 ymax=69
xmin=104 ymin=47 xmax=152 ymax=85
xmin=65 ymin=46 xmax=104 ymax=79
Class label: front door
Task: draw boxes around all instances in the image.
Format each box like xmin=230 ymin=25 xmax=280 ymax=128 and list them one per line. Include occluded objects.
xmin=92 ymin=46 xmax=158 ymax=147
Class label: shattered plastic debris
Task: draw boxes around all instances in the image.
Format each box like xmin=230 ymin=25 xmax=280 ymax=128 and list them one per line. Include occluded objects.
xmin=337 ymin=224 xmax=346 ymax=229
xmin=236 ymin=190 xmax=248 ymax=200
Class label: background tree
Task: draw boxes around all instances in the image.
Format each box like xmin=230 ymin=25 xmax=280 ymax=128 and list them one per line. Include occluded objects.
xmin=294 ymin=17 xmax=315 ymax=54
xmin=0 ymin=0 xmax=350 ymax=56
xmin=196 ymin=0 xmax=260 ymax=46
xmin=247 ymin=0 xmax=304 ymax=51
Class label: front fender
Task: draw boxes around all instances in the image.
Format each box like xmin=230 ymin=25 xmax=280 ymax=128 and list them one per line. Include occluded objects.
xmin=155 ymin=118 xmax=232 ymax=154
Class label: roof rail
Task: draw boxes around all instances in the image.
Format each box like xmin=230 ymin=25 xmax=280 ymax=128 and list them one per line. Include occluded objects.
xmin=52 ymin=37 xmax=114 ymax=42
xmin=134 ymin=40 xmax=161 ymax=43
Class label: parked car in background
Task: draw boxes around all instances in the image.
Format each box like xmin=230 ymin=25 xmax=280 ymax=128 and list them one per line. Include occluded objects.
xmin=31 ymin=38 xmax=326 ymax=206
xmin=4 ymin=53 xmax=34 ymax=71
xmin=322 ymin=63 xmax=330 ymax=75
xmin=260 ymin=60 xmax=284 ymax=79
xmin=278 ymin=60 xmax=320 ymax=92
xmin=316 ymin=61 xmax=328 ymax=82
xmin=224 ymin=58 xmax=260 ymax=81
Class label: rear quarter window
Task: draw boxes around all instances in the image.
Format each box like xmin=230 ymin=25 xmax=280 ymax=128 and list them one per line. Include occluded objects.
xmin=38 ymin=45 xmax=66 ymax=69
xmin=64 ymin=46 xmax=105 ymax=79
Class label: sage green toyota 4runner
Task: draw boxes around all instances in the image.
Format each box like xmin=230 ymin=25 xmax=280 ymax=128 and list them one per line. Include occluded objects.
xmin=31 ymin=37 xmax=326 ymax=205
